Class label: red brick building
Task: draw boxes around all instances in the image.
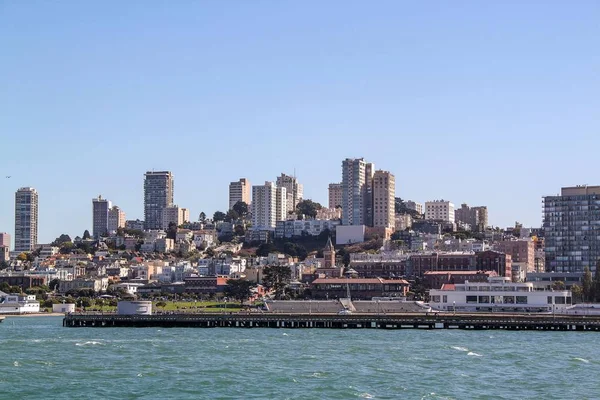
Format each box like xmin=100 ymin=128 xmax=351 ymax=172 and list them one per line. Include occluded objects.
xmin=310 ymin=278 xmax=409 ymax=300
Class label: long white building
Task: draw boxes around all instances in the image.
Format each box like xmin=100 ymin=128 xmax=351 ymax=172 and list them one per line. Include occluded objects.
xmin=425 ymin=200 xmax=455 ymax=223
xmin=252 ymin=182 xmax=287 ymax=230
xmin=429 ymin=277 xmax=572 ymax=313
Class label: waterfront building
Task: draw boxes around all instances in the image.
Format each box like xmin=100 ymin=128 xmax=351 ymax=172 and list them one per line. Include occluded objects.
xmin=0 ymin=233 xmax=10 ymax=248
xmin=425 ymin=200 xmax=455 ymax=223
xmin=372 ymin=170 xmax=395 ymax=229
xmin=144 ymin=171 xmax=174 ymax=230
xmin=429 ymin=276 xmax=571 ymax=313
xmin=92 ymin=195 xmax=112 ymax=239
xmin=310 ymin=277 xmax=409 ymax=300
xmin=162 ymin=205 xmax=189 ymax=229
xmin=454 ymin=204 xmax=488 ymax=232
xmin=229 ymin=178 xmax=251 ymax=210
xmin=328 ymin=183 xmax=343 ymax=209
xmin=543 ymin=185 xmax=600 ymax=273
xmin=14 ymin=187 xmax=38 ymax=253
xmin=423 ymin=270 xmax=498 ymax=289
xmin=0 ymin=291 xmax=40 ymax=314
xmin=276 ymin=173 xmax=303 ymax=212
xmin=107 ymin=206 xmax=126 ymax=234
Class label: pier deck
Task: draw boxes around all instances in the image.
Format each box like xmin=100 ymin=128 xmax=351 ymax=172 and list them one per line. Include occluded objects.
xmin=63 ymin=312 xmax=600 ymax=331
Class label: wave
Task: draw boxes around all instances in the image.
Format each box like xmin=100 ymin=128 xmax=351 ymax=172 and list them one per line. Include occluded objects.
xmin=451 ymin=346 xmax=469 ymax=352
xmin=467 ymin=352 xmax=483 ymax=357
xmin=573 ymin=357 xmax=590 ymax=363
xmin=75 ymin=341 xmax=104 ymax=346
xmin=359 ymin=393 xmax=374 ymax=399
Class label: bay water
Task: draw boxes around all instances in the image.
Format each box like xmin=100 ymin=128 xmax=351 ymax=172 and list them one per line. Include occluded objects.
xmin=0 ymin=316 xmax=598 ymax=399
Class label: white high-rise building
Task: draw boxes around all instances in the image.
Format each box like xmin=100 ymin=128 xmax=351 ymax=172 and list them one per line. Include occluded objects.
xmin=425 ymin=200 xmax=455 ymax=223
xmin=276 ymin=173 xmax=303 ymax=212
xmin=107 ymin=206 xmax=126 ymax=234
xmin=15 ymin=187 xmax=38 ymax=252
xmin=252 ymin=182 xmax=286 ymax=230
xmin=229 ymin=178 xmax=251 ymax=210
xmin=373 ymin=170 xmax=395 ymax=229
xmin=92 ymin=195 xmax=112 ymax=239
xmin=162 ymin=205 xmax=190 ymax=229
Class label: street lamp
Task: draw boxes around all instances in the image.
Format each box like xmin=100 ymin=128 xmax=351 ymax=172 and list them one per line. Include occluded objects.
xmin=453 ymin=301 xmax=456 ymax=316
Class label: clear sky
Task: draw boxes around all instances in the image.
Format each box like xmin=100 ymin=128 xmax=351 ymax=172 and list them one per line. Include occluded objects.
xmin=1 ymin=1 xmax=599 ymax=245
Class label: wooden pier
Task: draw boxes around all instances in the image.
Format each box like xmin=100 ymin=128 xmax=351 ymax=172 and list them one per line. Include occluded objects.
xmin=63 ymin=312 xmax=600 ymax=331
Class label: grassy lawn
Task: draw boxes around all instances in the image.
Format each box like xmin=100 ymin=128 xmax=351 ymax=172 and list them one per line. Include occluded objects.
xmin=46 ymin=300 xmax=243 ymax=313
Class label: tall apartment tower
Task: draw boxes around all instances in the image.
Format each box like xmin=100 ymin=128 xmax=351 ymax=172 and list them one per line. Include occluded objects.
xmin=92 ymin=195 xmax=112 ymax=239
xmin=328 ymin=183 xmax=343 ymax=209
xmin=373 ymin=170 xmax=396 ymax=229
xmin=363 ymin=162 xmax=376 ymax=227
xmin=0 ymin=233 xmax=10 ymax=248
xmin=276 ymin=173 xmax=303 ymax=212
xmin=252 ymin=182 xmax=278 ymax=229
xmin=543 ymin=185 xmax=600 ymax=273
xmin=229 ymin=178 xmax=251 ymax=210
xmin=144 ymin=171 xmax=174 ymax=230
xmin=14 ymin=187 xmax=38 ymax=252
xmin=455 ymin=203 xmax=488 ymax=231
xmin=107 ymin=206 xmax=126 ymax=234
xmin=341 ymin=158 xmax=368 ymax=226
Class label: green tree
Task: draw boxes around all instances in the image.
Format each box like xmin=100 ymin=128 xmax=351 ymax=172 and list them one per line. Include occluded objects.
xmin=232 ymin=201 xmax=249 ymax=218
xmin=224 ymin=279 xmax=257 ymax=307
xmin=52 ymin=234 xmax=72 ymax=246
xmin=571 ymin=284 xmax=583 ymax=304
xmin=295 ymin=199 xmax=322 ymax=220
xmin=224 ymin=209 xmax=240 ymax=223
xmin=0 ymin=282 xmax=10 ymax=293
xmin=583 ymin=266 xmax=593 ymax=302
xmin=256 ymin=243 xmax=276 ymax=257
xmin=594 ymin=263 xmax=600 ymax=302
xmin=155 ymin=301 xmax=167 ymax=309
xmin=17 ymin=252 xmax=28 ymax=262
xmin=213 ymin=211 xmax=226 ymax=222
xmin=199 ymin=212 xmax=207 ymax=223
xmin=263 ymin=265 xmax=292 ymax=299
xmin=167 ymin=222 xmax=178 ymax=240
xmin=59 ymin=241 xmax=75 ymax=254
xmin=234 ymin=225 xmax=245 ymax=236
xmin=83 ymin=230 xmax=91 ymax=240
xmin=551 ymin=281 xmax=565 ymax=290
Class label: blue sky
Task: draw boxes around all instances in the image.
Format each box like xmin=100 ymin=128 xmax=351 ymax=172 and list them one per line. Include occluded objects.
xmin=1 ymin=1 xmax=599 ymax=245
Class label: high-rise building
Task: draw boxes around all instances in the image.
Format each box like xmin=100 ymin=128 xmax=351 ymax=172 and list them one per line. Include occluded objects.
xmin=276 ymin=173 xmax=303 ymax=212
xmin=14 ymin=187 xmax=38 ymax=252
xmin=92 ymin=195 xmax=112 ymax=239
xmin=107 ymin=206 xmax=126 ymax=234
xmin=162 ymin=205 xmax=190 ymax=229
xmin=275 ymin=186 xmax=288 ymax=222
xmin=144 ymin=171 xmax=174 ymax=230
xmin=373 ymin=170 xmax=395 ymax=229
xmin=342 ymin=158 xmax=368 ymax=226
xmin=425 ymin=200 xmax=455 ymax=223
xmin=328 ymin=183 xmax=343 ymax=209
xmin=543 ymin=185 xmax=600 ymax=273
xmin=455 ymin=204 xmax=488 ymax=231
xmin=229 ymin=178 xmax=251 ymax=210
xmin=0 ymin=233 xmax=10 ymax=248
xmin=252 ymin=182 xmax=282 ymax=230
xmin=363 ymin=162 xmax=375 ymax=227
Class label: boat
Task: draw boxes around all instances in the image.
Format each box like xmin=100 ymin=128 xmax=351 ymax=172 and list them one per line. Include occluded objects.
xmin=0 ymin=316 xmax=5 ymax=323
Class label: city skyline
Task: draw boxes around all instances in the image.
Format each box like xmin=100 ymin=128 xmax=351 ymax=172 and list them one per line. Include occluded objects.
xmin=2 ymin=2 xmax=600 ymax=243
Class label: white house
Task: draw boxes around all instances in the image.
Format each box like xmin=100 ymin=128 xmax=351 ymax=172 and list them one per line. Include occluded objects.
xmin=0 ymin=291 xmax=40 ymax=314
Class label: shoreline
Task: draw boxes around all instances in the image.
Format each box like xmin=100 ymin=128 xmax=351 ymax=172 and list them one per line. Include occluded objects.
xmin=3 ymin=313 xmax=65 ymax=318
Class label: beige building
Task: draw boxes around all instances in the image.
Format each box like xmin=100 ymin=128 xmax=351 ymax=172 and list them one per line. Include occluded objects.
xmin=162 ymin=205 xmax=190 ymax=228
xmin=276 ymin=173 xmax=303 ymax=212
xmin=107 ymin=205 xmax=126 ymax=234
xmin=328 ymin=183 xmax=343 ymax=209
xmin=229 ymin=178 xmax=251 ymax=210
xmin=144 ymin=171 xmax=174 ymax=230
xmin=455 ymin=203 xmax=488 ymax=231
xmin=275 ymin=186 xmax=288 ymax=222
xmin=425 ymin=200 xmax=455 ymax=223
xmin=494 ymin=239 xmax=536 ymax=273
xmin=372 ymin=170 xmax=395 ymax=229
xmin=252 ymin=182 xmax=281 ymax=229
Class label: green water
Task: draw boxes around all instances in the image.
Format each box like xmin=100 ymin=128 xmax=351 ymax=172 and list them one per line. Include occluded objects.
xmin=0 ymin=316 xmax=598 ymax=399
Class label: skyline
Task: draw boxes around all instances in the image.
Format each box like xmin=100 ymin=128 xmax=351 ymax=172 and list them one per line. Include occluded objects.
xmin=2 ymin=1 xmax=600 ymax=243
